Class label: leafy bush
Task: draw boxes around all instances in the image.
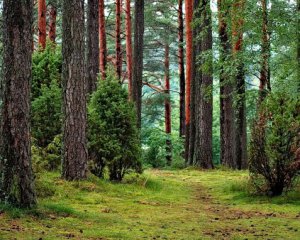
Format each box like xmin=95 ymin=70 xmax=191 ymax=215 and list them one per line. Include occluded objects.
xmin=88 ymin=72 xmax=142 ymax=181
xmin=249 ymin=93 xmax=300 ymax=196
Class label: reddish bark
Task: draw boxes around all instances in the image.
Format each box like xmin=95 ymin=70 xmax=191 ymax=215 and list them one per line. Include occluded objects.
xmin=178 ymin=0 xmax=185 ymax=138
xmin=185 ymin=0 xmax=193 ymax=162
xmin=38 ymin=0 xmax=46 ymax=49
xmin=125 ymin=0 xmax=133 ymax=99
xmin=164 ymin=43 xmax=172 ymax=165
xmin=99 ymin=0 xmax=107 ymax=79
xmin=48 ymin=3 xmax=57 ymax=43
xmin=115 ymin=0 xmax=122 ymax=79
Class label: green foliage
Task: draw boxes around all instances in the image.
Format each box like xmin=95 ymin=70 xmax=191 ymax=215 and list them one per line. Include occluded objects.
xmin=249 ymin=92 xmax=300 ymax=196
xmin=88 ymin=71 xmax=142 ymax=181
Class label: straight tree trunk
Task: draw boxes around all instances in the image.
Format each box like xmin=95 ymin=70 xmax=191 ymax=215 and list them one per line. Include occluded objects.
xmin=62 ymin=0 xmax=88 ymax=180
xmin=164 ymin=43 xmax=172 ymax=165
xmin=116 ymin=0 xmax=122 ymax=79
xmin=1 ymin=0 xmax=36 ymax=207
xmin=38 ymin=0 xmax=47 ymax=49
xmin=99 ymin=0 xmax=107 ymax=79
xmin=48 ymin=1 xmax=57 ymax=43
xmin=87 ymin=0 xmax=100 ymax=93
xmin=218 ymin=0 xmax=236 ymax=168
xmin=232 ymin=0 xmax=247 ymax=169
xmin=194 ymin=0 xmax=214 ymax=169
xmin=125 ymin=0 xmax=133 ymax=99
xmin=185 ymin=0 xmax=193 ymax=163
xmin=178 ymin=0 xmax=185 ymax=138
xmin=132 ymin=0 xmax=145 ymax=129
xmin=298 ymin=0 xmax=300 ymax=90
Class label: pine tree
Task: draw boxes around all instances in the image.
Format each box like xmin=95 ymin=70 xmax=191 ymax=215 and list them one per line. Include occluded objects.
xmin=48 ymin=0 xmax=58 ymax=43
xmin=99 ymin=0 xmax=107 ymax=79
xmin=125 ymin=0 xmax=133 ymax=99
xmin=38 ymin=0 xmax=47 ymax=49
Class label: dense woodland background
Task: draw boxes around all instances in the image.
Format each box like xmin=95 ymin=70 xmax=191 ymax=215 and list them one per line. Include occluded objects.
xmin=0 ymin=0 xmax=299 ymax=238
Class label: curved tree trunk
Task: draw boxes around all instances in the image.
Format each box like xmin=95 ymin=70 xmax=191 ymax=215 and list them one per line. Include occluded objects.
xmin=38 ymin=0 xmax=47 ymax=49
xmin=87 ymin=0 xmax=100 ymax=93
xmin=1 ymin=0 xmax=36 ymax=207
xmin=99 ymin=0 xmax=107 ymax=79
xmin=125 ymin=0 xmax=133 ymax=99
xmin=62 ymin=0 xmax=88 ymax=180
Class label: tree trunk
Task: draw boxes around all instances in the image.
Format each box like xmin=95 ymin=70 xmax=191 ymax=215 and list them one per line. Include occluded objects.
xmin=125 ymin=0 xmax=133 ymax=99
xmin=232 ymin=0 xmax=247 ymax=169
xmin=259 ymin=0 xmax=271 ymax=104
xmin=194 ymin=0 xmax=214 ymax=169
xmin=38 ymin=0 xmax=47 ymax=49
xmin=298 ymin=0 xmax=300 ymax=90
xmin=99 ymin=0 xmax=107 ymax=79
xmin=178 ymin=0 xmax=185 ymax=138
xmin=132 ymin=0 xmax=145 ymax=129
xmin=87 ymin=0 xmax=100 ymax=93
xmin=116 ymin=0 xmax=122 ymax=80
xmin=62 ymin=0 xmax=88 ymax=180
xmin=185 ymin=0 xmax=193 ymax=163
xmin=48 ymin=1 xmax=57 ymax=43
xmin=1 ymin=0 xmax=36 ymax=207
xmin=164 ymin=43 xmax=172 ymax=166
xmin=218 ymin=0 xmax=236 ymax=168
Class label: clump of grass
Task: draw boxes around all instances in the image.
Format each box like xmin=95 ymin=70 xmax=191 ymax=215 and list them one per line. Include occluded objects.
xmin=43 ymin=203 xmax=76 ymax=216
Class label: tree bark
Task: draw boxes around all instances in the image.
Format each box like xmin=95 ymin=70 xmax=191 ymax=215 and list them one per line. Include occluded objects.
xmin=232 ymin=0 xmax=247 ymax=169
xmin=116 ymin=0 xmax=122 ymax=80
xmin=194 ymin=0 xmax=214 ymax=169
xmin=62 ymin=0 xmax=88 ymax=180
xmin=38 ymin=0 xmax=47 ymax=49
xmin=185 ymin=0 xmax=194 ymax=163
xmin=99 ymin=0 xmax=107 ymax=79
xmin=87 ymin=0 xmax=100 ymax=93
xmin=48 ymin=1 xmax=57 ymax=43
xmin=132 ymin=0 xmax=145 ymax=129
xmin=178 ymin=0 xmax=185 ymax=138
xmin=125 ymin=0 xmax=133 ymax=99
xmin=218 ymin=0 xmax=236 ymax=168
xmin=1 ymin=0 xmax=36 ymax=207
xmin=298 ymin=0 xmax=300 ymax=90
xmin=164 ymin=43 xmax=172 ymax=166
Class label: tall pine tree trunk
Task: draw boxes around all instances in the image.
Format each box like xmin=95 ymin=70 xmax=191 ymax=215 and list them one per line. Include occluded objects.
xmin=218 ymin=0 xmax=236 ymax=168
xmin=125 ymin=0 xmax=133 ymax=99
xmin=48 ymin=1 xmax=57 ymax=43
xmin=116 ymin=0 xmax=122 ymax=79
xmin=232 ymin=0 xmax=247 ymax=169
xmin=38 ymin=0 xmax=46 ymax=49
xmin=194 ymin=0 xmax=214 ymax=169
xmin=185 ymin=0 xmax=193 ymax=163
xmin=1 ymin=0 xmax=36 ymax=207
xmin=87 ymin=0 xmax=100 ymax=93
xmin=178 ymin=0 xmax=185 ymax=138
xmin=132 ymin=0 xmax=145 ymax=129
xmin=62 ymin=0 xmax=88 ymax=180
xmin=164 ymin=43 xmax=172 ymax=165
xmin=99 ymin=0 xmax=107 ymax=79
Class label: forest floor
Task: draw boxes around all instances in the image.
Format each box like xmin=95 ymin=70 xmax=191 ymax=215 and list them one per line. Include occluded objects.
xmin=0 ymin=169 xmax=299 ymax=240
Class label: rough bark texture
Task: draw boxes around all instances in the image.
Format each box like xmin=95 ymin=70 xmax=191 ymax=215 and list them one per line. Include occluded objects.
xmin=164 ymin=43 xmax=172 ymax=165
xmin=178 ymin=0 xmax=185 ymax=138
xmin=87 ymin=0 xmax=100 ymax=93
xmin=218 ymin=0 xmax=236 ymax=168
xmin=194 ymin=0 xmax=214 ymax=169
xmin=1 ymin=0 xmax=36 ymax=207
xmin=38 ymin=0 xmax=46 ymax=49
xmin=298 ymin=0 xmax=300 ymax=90
xmin=48 ymin=1 xmax=57 ymax=43
xmin=125 ymin=0 xmax=133 ymax=99
xmin=232 ymin=0 xmax=247 ymax=169
xmin=185 ymin=0 xmax=193 ymax=163
xmin=99 ymin=0 xmax=107 ymax=79
xmin=132 ymin=0 xmax=145 ymax=129
xmin=62 ymin=0 xmax=88 ymax=180
xmin=115 ymin=0 xmax=122 ymax=79
xmin=259 ymin=0 xmax=271 ymax=104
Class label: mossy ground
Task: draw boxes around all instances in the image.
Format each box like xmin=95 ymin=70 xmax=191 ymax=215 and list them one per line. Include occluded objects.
xmin=0 ymin=169 xmax=299 ymax=239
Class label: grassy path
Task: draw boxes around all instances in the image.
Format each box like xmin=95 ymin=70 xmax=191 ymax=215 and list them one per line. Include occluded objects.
xmin=0 ymin=170 xmax=299 ymax=239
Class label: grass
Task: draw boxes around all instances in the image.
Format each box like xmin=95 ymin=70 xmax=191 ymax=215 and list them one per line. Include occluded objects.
xmin=0 ymin=169 xmax=299 ymax=239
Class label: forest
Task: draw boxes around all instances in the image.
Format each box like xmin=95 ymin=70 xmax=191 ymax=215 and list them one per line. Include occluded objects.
xmin=0 ymin=0 xmax=299 ymax=239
